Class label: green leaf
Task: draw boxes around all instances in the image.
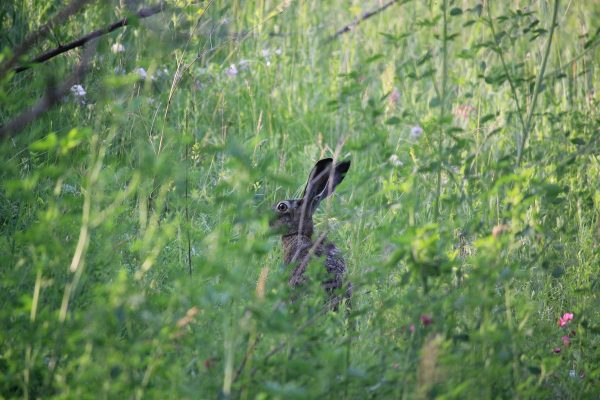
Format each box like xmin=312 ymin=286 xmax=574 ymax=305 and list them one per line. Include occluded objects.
xmin=469 ymin=4 xmax=483 ymax=15
xmin=584 ymin=27 xmax=600 ymax=49
xmin=104 ymin=73 xmax=140 ymax=88
xmin=447 ymin=127 xmax=464 ymax=134
xmin=416 ymin=50 xmax=432 ymax=66
xmin=449 ymin=7 xmax=463 ymax=16
xmin=365 ymin=54 xmax=384 ymax=63
xmin=429 ymin=97 xmax=441 ymax=107
xmin=480 ymin=113 xmax=497 ymax=124
xmin=60 ymin=128 xmax=87 ymax=154
xmin=30 ymin=133 xmax=57 ymax=151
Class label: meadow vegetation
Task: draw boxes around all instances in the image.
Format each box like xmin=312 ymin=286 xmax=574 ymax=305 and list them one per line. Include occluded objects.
xmin=1 ymin=0 xmax=599 ymax=398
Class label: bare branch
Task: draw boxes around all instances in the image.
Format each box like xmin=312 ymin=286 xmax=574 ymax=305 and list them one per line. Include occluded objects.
xmin=328 ymin=0 xmax=405 ymax=41
xmin=0 ymin=43 xmax=96 ymax=139
xmin=0 ymin=3 xmax=167 ymax=139
xmin=0 ymin=0 xmax=93 ymax=78
xmin=15 ymin=3 xmax=166 ymax=73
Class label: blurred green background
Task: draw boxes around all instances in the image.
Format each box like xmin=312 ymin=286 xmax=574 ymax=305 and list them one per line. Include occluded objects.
xmin=1 ymin=0 xmax=599 ymax=398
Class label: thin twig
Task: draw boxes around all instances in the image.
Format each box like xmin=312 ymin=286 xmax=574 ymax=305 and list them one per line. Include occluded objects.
xmin=147 ymin=0 xmax=214 ymax=213
xmin=15 ymin=3 xmax=166 ymax=73
xmin=544 ymin=36 xmax=600 ymax=78
xmin=515 ymin=0 xmax=560 ymax=167
xmin=156 ymin=0 xmax=213 ymax=155
xmin=0 ymin=0 xmax=92 ymax=78
xmin=246 ymin=287 xmax=371 ymax=380
xmin=184 ymin=109 xmax=193 ymax=276
xmin=434 ymin=0 xmax=449 ymax=221
xmin=233 ymin=333 xmax=261 ymax=383
xmin=328 ymin=0 xmax=403 ymax=41
xmin=249 ymin=305 xmax=328 ymax=378
xmin=486 ymin=2 xmax=527 ymax=137
xmin=0 ymin=44 xmax=96 ymax=139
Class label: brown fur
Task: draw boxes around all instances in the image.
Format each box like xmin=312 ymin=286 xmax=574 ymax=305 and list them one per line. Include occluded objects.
xmin=272 ymin=159 xmax=352 ymax=310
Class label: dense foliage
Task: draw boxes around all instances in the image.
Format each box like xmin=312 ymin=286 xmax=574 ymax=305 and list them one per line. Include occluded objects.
xmin=1 ymin=0 xmax=599 ymax=398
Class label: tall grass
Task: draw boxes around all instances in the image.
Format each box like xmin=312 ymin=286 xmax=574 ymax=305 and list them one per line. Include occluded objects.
xmin=1 ymin=0 xmax=599 ymax=398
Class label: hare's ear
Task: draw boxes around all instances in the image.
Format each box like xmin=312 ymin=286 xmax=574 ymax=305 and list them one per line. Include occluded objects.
xmin=302 ymin=158 xmax=333 ymax=202
xmin=302 ymin=158 xmax=351 ymax=208
xmin=320 ymin=160 xmax=351 ymax=200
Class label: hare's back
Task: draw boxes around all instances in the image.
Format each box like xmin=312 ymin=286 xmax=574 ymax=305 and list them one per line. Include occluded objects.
xmin=318 ymin=241 xmax=346 ymax=276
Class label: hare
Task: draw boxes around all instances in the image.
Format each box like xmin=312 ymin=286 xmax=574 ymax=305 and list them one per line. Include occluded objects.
xmin=271 ymin=158 xmax=352 ymax=310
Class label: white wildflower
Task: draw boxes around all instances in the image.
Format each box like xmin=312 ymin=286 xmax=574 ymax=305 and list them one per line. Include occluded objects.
xmin=261 ymin=49 xmax=270 ymax=58
xmin=70 ymin=84 xmax=86 ymax=97
xmin=134 ymin=67 xmax=147 ymax=80
xmin=275 ymin=48 xmax=282 ymax=56
xmin=226 ymin=64 xmax=238 ymax=77
xmin=111 ymin=43 xmax=125 ymax=53
xmin=389 ymin=154 xmax=403 ymax=167
xmin=410 ymin=125 xmax=423 ymax=140
xmin=569 ymin=370 xmax=576 ymax=378
xmin=156 ymin=67 xmax=169 ymax=78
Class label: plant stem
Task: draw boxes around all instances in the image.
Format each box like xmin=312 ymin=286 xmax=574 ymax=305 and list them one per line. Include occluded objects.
xmin=184 ymin=106 xmax=192 ymax=276
xmin=504 ymin=283 xmax=520 ymax=399
xmin=435 ymin=0 xmax=448 ymax=221
xmin=516 ymin=0 xmax=560 ymax=167
xmin=486 ymin=2 xmax=527 ymax=135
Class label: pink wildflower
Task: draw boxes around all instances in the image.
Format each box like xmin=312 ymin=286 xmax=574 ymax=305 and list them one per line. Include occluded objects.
xmin=389 ymin=87 xmax=400 ymax=106
xmin=453 ymin=104 xmax=475 ymax=121
xmin=558 ymin=312 xmax=574 ymax=327
xmin=562 ymin=335 xmax=570 ymax=347
xmin=420 ymin=315 xmax=432 ymax=326
xmin=553 ymin=347 xmax=561 ymax=353
xmin=409 ymin=324 xmax=415 ymax=333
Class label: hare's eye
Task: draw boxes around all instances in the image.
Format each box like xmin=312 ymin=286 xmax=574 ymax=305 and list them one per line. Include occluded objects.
xmin=277 ymin=202 xmax=288 ymax=212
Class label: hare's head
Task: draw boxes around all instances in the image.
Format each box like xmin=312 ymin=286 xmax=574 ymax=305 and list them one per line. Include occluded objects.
xmin=271 ymin=158 xmax=351 ymax=237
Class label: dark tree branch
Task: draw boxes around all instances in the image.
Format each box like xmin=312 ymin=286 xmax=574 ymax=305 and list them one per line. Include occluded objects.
xmin=0 ymin=0 xmax=92 ymax=78
xmin=0 ymin=44 xmax=96 ymax=139
xmin=0 ymin=2 xmax=167 ymax=139
xmin=328 ymin=0 xmax=405 ymax=41
xmin=15 ymin=3 xmax=166 ymax=73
